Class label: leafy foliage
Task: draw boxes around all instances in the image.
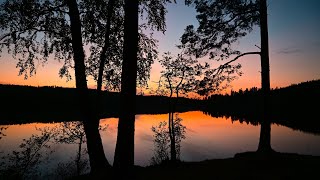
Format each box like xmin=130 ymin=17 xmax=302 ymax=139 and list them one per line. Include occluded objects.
xmin=54 ymin=122 xmax=86 ymax=145
xmin=154 ymin=51 xmax=209 ymax=97
xmin=172 ymin=114 xmax=186 ymax=158
xmin=150 ymin=114 xmax=186 ymax=165
xmin=0 ymin=121 xmax=109 ymax=179
xmin=195 ymin=61 xmax=242 ymax=96
xmin=179 ymin=0 xmax=261 ymax=95
xmin=0 ymin=126 xmax=56 ymax=179
xmin=0 ymin=0 xmax=73 ymax=80
xmin=53 ymin=121 xmax=108 ymax=176
xmin=181 ymin=0 xmax=260 ymax=60
xmin=139 ymin=0 xmax=176 ymax=33
xmin=0 ymin=0 xmax=173 ymax=91
xmin=150 ymin=121 xmax=170 ymax=165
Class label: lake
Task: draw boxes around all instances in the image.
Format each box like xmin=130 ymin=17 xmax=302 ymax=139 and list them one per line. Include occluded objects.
xmin=1 ymin=111 xmax=320 ymax=179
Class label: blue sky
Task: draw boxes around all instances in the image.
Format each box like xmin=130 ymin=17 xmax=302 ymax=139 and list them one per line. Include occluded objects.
xmin=150 ymin=0 xmax=320 ymax=91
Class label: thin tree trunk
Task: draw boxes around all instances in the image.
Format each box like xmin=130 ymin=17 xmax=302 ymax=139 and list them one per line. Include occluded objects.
xmin=169 ymin=111 xmax=176 ymax=162
xmin=113 ymin=0 xmax=139 ymax=170
xmin=97 ymin=0 xmax=115 ymax=93
xmin=66 ymin=0 xmax=110 ymax=173
xmin=76 ymin=136 xmax=83 ymax=176
xmin=170 ymin=92 xmax=181 ymax=161
xmin=167 ymin=88 xmax=176 ymax=162
xmin=257 ymin=0 xmax=272 ymax=153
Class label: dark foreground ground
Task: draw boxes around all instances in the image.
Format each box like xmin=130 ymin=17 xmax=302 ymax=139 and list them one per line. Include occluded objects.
xmin=72 ymin=152 xmax=320 ymax=180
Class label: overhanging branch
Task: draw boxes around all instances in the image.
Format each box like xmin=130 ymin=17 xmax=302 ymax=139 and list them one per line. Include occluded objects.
xmin=222 ymin=51 xmax=260 ymax=66
xmin=215 ymin=51 xmax=261 ymax=76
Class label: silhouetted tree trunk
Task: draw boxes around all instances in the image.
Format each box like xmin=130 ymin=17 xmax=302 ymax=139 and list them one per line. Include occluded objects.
xmin=95 ymin=0 xmax=115 ymax=124
xmin=66 ymin=0 xmax=110 ymax=173
xmin=97 ymin=0 xmax=115 ymax=93
xmin=113 ymin=0 xmax=139 ymax=170
xmin=166 ymin=77 xmax=177 ymax=162
xmin=169 ymin=98 xmax=177 ymax=162
xmin=169 ymin=91 xmax=181 ymax=162
xmin=257 ymin=0 xmax=272 ymax=153
xmin=76 ymin=135 xmax=83 ymax=176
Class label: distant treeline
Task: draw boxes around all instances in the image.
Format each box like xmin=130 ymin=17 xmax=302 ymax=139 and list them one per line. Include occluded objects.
xmin=203 ymin=79 xmax=320 ymax=134
xmin=1 ymin=79 xmax=319 ymax=134
xmin=0 ymin=84 xmax=202 ymax=124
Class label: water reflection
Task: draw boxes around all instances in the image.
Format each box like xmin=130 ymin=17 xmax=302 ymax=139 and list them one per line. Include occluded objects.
xmin=54 ymin=122 xmax=89 ymax=178
xmin=0 ymin=122 xmax=108 ymax=179
xmin=0 ymin=111 xmax=320 ymax=179
xmin=150 ymin=113 xmax=186 ymax=165
xmin=0 ymin=126 xmax=56 ymax=179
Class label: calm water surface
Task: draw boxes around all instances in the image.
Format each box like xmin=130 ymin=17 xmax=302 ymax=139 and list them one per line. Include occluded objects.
xmin=1 ymin=111 xmax=320 ymax=177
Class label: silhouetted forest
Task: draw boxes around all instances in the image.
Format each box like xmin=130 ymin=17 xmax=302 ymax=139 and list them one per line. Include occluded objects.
xmin=1 ymin=79 xmax=319 ymax=135
xmin=203 ymin=79 xmax=320 ymax=134
xmin=0 ymin=84 xmax=202 ymax=124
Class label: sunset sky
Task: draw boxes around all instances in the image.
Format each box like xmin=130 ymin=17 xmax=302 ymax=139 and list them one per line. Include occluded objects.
xmin=0 ymin=0 xmax=319 ymax=95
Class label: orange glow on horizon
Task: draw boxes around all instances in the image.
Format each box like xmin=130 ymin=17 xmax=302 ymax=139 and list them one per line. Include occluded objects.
xmin=1 ymin=51 xmax=318 ymax=96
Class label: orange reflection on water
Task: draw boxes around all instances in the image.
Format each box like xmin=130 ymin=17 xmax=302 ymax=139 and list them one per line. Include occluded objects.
xmin=2 ymin=123 xmax=59 ymax=138
xmin=99 ymin=111 xmax=261 ymax=165
xmin=2 ymin=111 xmax=320 ymax=167
xmin=0 ymin=122 xmax=61 ymax=151
xmin=133 ymin=111 xmax=260 ymax=143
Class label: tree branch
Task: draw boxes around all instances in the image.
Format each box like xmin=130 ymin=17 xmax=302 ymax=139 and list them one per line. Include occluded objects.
xmin=211 ymin=9 xmax=259 ymax=30
xmin=175 ymin=70 xmax=185 ymax=96
xmin=42 ymin=2 xmax=69 ymax=15
xmin=214 ymin=51 xmax=261 ymax=76
xmin=221 ymin=51 xmax=260 ymax=67
xmin=0 ymin=33 xmax=12 ymax=42
xmin=166 ymin=74 xmax=173 ymax=97
xmin=30 ymin=27 xmax=71 ymax=43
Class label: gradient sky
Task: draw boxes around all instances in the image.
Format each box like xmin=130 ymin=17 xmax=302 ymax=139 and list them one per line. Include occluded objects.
xmin=0 ymin=0 xmax=319 ymax=94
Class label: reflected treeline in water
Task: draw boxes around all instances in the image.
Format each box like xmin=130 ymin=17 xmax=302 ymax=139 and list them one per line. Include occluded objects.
xmin=203 ymin=106 xmax=320 ymax=136
xmin=0 ymin=122 xmax=109 ymax=179
xmin=150 ymin=113 xmax=186 ymax=165
xmin=0 ymin=84 xmax=202 ymax=125
xmin=204 ymin=108 xmax=320 ymax=134
xmin=203 ymin=80 xmax=320 ymax=135
xmin=203 ymin=110 xmax=274 ymax=154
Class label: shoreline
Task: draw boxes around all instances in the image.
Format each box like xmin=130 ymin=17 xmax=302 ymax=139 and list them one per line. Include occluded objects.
xmin=72 ymin=151 xmax=320 ymax=180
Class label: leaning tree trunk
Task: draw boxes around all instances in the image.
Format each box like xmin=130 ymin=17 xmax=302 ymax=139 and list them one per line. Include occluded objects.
xmin=67 ymin=0 xmax=110 ymax=173
xmin=257 ymin=0 xmax=273 ymax=153
xmin=95 ymin=0 xmax=115 ymax=124
xmin=113 ymin=0 xmax=139 ymax=170
xmin=97 ymin=0 xmax=115 ymax=93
